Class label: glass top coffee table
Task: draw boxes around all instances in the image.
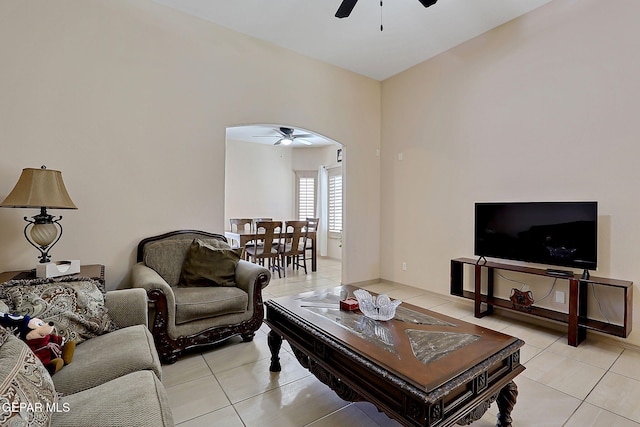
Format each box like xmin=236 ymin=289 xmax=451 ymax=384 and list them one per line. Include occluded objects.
xmin=264 ymin=286 xmax=525 ymax=427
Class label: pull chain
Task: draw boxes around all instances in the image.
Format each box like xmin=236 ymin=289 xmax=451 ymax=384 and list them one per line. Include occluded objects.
xmin=380 ymin=0 xmax=384 ymax=31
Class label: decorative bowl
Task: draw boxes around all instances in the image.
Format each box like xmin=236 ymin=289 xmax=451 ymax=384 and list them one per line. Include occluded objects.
xmin=353 ymin=289 xmax=402 ymax=321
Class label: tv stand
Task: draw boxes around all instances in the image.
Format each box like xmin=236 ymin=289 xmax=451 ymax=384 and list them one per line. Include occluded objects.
xmin=545 ymin=268 xmax=574 ymax=278
xmin=450 ymin=257 xmax=633 ymax=346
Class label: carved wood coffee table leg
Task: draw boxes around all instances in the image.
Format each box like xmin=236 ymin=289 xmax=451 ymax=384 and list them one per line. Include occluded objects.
xmin=496 ymin=381 xmax=518 ymax=427
xmin=268 ymin=330 xmax=283 ymax=372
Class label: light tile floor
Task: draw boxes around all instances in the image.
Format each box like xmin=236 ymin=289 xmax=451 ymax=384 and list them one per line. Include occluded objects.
xmin=164 ymin=258 xmax=640 ymax=426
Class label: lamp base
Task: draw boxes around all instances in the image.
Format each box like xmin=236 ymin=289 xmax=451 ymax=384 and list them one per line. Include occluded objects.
xmin=23 ymin=207 xmax=64 ymax=264
xmin=36 ymin=260 xmax=80 ymax=278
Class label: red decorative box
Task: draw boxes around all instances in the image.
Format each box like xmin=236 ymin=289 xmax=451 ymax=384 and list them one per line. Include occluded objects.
xmin=340 ymin=298 xmax=359 ymax=311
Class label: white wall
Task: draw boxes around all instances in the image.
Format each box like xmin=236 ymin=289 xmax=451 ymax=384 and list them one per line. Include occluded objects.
xmin=0 ymin=0 xmax=380 ymax=288
xmin=292 ymin=146 xmax=341 ymax=171
xmin=381 ymin=0 xmax=640 ymax=345
xmin=225 ymin=140 xmax=294 ymax=225
xmin=294 ymin=145 xmax=344 ymax=259
xmin=292 ymin=145 xmax=343 ymax=260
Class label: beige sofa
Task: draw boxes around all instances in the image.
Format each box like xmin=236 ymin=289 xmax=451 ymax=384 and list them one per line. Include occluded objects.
xmin=0 ymin=288 xmax=174 ymax=427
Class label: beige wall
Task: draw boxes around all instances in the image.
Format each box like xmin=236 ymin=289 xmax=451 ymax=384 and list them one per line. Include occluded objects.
xmin=4 ymin=0 xmax=634 ymax=345
xmin=381 ymin=0 xmax=640 ymax=345
xmin=0 ymin=1 xmax=380 ymax=288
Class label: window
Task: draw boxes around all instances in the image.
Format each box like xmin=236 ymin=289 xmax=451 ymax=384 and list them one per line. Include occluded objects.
xmin=328 ymin=168 xmax=342 ymax=235
xmin=296 ymin=171 xmax=316 ymax=221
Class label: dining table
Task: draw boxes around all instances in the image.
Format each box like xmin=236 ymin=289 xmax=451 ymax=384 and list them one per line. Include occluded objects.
xmin=224 ymin=229 xmax=318 ymax=272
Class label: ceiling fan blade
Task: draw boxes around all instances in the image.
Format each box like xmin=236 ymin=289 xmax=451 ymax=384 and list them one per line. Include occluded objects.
xmin=293 ymin=133 xmax=314 ymax=138
xmin=335 ymin=0 xmax=358 ymax=18
xmin=273 ymin=139 xmax=282 ymax=146
xmin=297 ymin=139 xmax=313 ymax=146
xmin=418 ymin=0 xmax=438 ymax=7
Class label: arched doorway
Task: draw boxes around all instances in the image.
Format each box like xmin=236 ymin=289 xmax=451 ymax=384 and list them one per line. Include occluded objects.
xmin=224 ymin=124 xmax=344 ymax=286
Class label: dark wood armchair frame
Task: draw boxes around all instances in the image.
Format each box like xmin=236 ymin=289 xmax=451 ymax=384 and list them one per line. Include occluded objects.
xmin=136 ymin=230 xmax=271 ymax=364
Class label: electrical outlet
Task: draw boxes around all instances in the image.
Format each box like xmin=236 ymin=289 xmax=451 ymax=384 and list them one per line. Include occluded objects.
xmin=555 ymin=291 xmax=565 ymax=304
xmin=402 ymin=262 xmax=407 ymax=271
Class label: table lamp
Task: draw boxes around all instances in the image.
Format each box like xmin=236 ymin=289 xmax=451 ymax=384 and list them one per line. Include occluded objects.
xmin=1 ymin=166 xmax=77 ymax=263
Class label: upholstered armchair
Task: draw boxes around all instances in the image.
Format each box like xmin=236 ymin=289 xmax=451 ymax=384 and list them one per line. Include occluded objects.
xmin=131 ymin=230 xmax=271 ymax=364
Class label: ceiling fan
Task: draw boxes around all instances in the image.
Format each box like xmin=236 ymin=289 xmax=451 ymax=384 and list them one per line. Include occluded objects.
xmin=256 ymin=127 xmax=314 ymax=146
xmin=335 ymin=0 xmax=438 ymax=18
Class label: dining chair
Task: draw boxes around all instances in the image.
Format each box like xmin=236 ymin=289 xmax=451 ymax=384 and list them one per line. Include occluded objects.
xmin=279 ymin=220 xmax=309 ymax=275
xmin=306 ymin=218 xmax=319 ymax=232
xmin=252 ymin=218 xmax=272 ymax=232
xmin=229 ymin=218 xmax=253 ymax=248
xmin=303 ymin=217 xmax=319 ymax=266
xmin=245 ymin=221 xmax=284 ymax=278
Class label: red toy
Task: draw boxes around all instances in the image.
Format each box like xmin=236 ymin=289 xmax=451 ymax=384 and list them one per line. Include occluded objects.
xmin=23 ymin=317 xmax=75 ymax=375
xmin=0 ymin=312 xmax=75 ymax=375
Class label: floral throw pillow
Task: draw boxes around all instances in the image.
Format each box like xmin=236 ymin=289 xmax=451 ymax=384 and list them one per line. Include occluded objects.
xmin=5 ymin=279 xmax=117 ymax=344
xmin=0 ymin=333 xmax=59 ymax=427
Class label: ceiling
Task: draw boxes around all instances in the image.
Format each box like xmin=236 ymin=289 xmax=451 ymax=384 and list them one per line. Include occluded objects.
xmin=226 ymin=125 xmax=336 ymax=148
xmin=153 ymin=0 xmax=553 ymax=81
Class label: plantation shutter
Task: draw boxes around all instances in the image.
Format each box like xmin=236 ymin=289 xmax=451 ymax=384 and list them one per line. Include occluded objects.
xmin=296 ymin=171 xmax=316 ymax=221
xmin=298 ymin=177 xmax=315 ymax=220
xmin=328 ymin=170 xmax=342 ymax=234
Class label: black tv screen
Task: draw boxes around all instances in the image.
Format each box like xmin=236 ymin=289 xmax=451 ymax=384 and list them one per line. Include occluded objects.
xmin=474 ymin=202 xmax=598 ymax=270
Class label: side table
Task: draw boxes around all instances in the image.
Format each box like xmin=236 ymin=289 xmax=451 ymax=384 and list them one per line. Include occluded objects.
xmin=0 ymin=264 xmax=105 ymax=286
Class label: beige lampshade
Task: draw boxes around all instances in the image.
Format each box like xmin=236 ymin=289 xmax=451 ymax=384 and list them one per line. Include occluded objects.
xmin=0 ymin=167 xmax=77 ymax=209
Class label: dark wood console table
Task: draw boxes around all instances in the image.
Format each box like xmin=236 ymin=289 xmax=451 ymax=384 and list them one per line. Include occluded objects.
xmin=266 ymin=285 xmax=525 ymax=427
xmin=450 ymin=257 xmax=633 ymax=346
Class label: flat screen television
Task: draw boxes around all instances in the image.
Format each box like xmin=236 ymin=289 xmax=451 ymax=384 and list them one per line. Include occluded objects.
xmin=474 ymin=201 xmax=598 ymax=271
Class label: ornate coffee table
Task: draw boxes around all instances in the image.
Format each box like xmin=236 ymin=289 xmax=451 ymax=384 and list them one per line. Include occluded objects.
xmin=265 ymin=286 xmax=525 ymax=427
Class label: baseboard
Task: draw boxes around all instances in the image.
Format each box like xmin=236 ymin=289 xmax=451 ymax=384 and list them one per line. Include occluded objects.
xmin=345 ymin=277 xmax=386 ymax=288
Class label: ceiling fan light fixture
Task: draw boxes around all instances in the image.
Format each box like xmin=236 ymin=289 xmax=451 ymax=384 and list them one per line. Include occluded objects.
xmin=336 ymin=0 xmax=437 ymax=19
xmin=281 ymin=137 xmax=293 ymax=146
